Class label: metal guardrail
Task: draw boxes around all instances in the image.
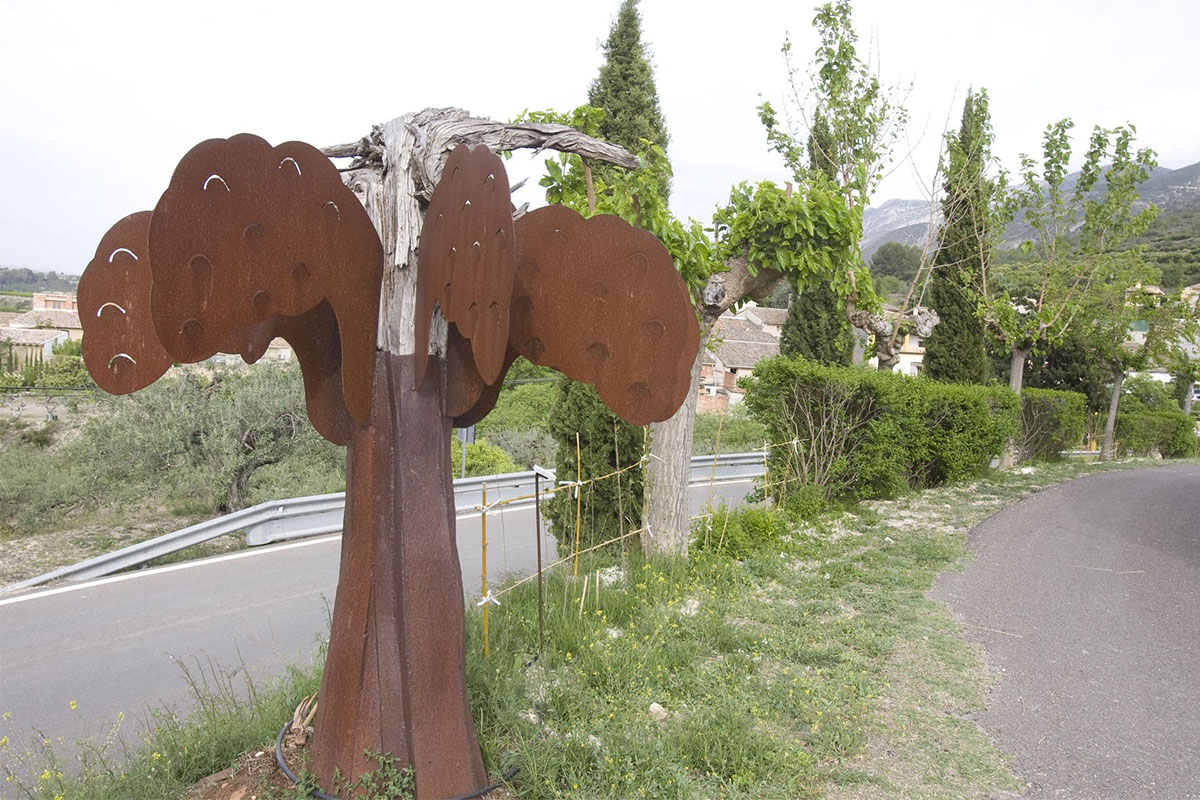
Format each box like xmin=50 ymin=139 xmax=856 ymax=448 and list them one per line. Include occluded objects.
xmin=2 ymin=451 xmax=767 ymax=594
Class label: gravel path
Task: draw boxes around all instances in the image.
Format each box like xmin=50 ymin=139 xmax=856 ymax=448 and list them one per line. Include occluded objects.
xmin=932 ymin=464 xmax=1200 ymax=799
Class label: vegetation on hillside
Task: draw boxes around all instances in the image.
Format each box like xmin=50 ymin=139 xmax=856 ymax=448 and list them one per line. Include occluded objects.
xmin=0 ymin=266 xmax=78 ymax=293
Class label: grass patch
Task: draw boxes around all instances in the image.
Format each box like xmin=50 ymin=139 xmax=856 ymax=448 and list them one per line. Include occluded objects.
xmin=5 ymin=457 xmax=1183 ymax=798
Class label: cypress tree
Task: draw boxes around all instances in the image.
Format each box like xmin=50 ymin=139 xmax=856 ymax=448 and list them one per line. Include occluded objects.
xmin=548 ymin=0 xmax=669 ymax=548
xmin=923 ymin=90 xmax=993 ymax=383
xmin=779 ymin=111 xmax=854 ymax=364
xmin=587 ymin=0 xmax=670 ymax=163
xmin=780 ymin=284 xmax=854 ymax=365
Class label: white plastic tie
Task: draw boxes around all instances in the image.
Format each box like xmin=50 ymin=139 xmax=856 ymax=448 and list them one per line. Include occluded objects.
xmin=476 ymin=591 xmax=500 ymax=608
xmin=559 ymin=479 xmax=583 ymax=498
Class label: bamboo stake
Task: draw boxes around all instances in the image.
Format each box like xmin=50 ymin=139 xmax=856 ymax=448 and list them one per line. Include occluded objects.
xmin=481 ymin=482 xmax=489 ymax=659
xmin=573 ymin=432 xmax=582 ymax=576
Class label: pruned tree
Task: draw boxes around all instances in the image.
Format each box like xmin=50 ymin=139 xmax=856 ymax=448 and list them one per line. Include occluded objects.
xmin=1074 ymin=261 xmax=1199 ymax=459
xmin=78 ymin=110 xmax=699 ymax=798
xmin=974 ymin=120 xmax=1159 ymax=395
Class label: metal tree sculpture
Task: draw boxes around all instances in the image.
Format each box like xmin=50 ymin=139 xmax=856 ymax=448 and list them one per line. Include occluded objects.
xmin=78 ymin=109 xmax=699 ymax=799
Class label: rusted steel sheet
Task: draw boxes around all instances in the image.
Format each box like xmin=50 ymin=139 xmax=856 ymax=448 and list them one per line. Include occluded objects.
xmin=311 ymin=352 xmax=487 ymax=798
xmin=77 ymin=211 xmax=174 ymax=395
xmin=414 ymin=144 xmax=516 ymax=391
xmin=510 ymin=205 xmax=700 ymax=426
xmin=147 ymin=133 xmax=383 ymax=424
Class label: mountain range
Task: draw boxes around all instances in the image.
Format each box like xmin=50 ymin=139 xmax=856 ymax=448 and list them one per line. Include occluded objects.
xmin=863 ymin=160 xmax=1200 ymax=257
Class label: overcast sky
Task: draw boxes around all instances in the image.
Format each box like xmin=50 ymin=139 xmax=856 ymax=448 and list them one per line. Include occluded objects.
xmin=2 ymin=0 xmax=1197 ymax=275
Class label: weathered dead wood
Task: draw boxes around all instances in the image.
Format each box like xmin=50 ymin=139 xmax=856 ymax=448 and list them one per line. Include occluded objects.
xmin=325 ymin=108 xmax=638 ymax=358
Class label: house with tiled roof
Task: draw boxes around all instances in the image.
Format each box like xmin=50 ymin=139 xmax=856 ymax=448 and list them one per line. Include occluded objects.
xmin=699 ymin=316 xmax=781 ymax=411
xmin=8 ymin=308 xmax=83 ymax=340
xmin=1 ymin=326 xmax=68 ymax=371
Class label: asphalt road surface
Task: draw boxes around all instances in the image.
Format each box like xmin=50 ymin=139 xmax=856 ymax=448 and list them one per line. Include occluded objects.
xmin=932 ymin=464 xmax=1200 ymax=799
xmin=0 ymin=477 xmax=754 ymax=777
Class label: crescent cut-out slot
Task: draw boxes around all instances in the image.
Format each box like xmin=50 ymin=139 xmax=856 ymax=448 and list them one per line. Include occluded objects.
xmin=96 ymin=302 xmax=127 ymax=317
xmin=463 ymin=199 xmax=472 ymax=209
xmin=279 ymin=157 xmax=302 ymax=176
xmin=321 ymin=200 xmax=340 ymax=220
xmin=108 ymin=247 xmax=138 ymax=263
xmin=107 ymin=353 xmax=137 ymax=370
xmin=203 ymin=174 xmax=230 ymax=191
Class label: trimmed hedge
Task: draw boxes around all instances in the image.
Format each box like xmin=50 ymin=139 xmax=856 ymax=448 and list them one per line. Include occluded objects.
xmin=1116 ymin=409 xmax=1199 ymax=458
xmin=741 ymin=356 xmax=1019 ymax=502
xmin=1018 ymin=388 xmax=1087 ymax=462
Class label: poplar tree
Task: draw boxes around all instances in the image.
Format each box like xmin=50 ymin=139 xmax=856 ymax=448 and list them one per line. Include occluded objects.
xmin=548 ymin=0 xmax=670 ymax=548
xmin=923 ymin=89 xmax=993 ymax=383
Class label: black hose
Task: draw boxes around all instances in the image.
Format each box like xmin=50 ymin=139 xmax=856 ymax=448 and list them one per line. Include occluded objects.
xmin=275 ymin=721 xmax=518 ymax=800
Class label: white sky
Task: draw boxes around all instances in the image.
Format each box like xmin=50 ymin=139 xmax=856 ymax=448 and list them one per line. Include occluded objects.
xmin=2 ymin=0 xmax=1197 ymax=274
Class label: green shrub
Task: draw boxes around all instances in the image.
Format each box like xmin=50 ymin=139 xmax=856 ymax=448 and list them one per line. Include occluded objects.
xmin=450 ymin=438 xmax=521 ymax=478
xmin=475 ymin=381 xmax=557 ymax=435
xmin=692 ymin=406 xmax=768 ymax=455
xmin=782 ymin=483 xmax=826 ymax=520
xmin=691 ymin=502 xmax=790 ymax=558
xmin=740 ymin=356 xmax=1018 ymax=503
xmin=480 ymin=429 xmax=556 ymax=469
xmin=1116 ymin=409 xmax=1198 ymax=457
xmin=1018 ymin=388 xmax=1087 ymax=462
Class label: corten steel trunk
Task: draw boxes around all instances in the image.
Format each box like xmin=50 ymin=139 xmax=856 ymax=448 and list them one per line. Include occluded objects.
xmin=311 ymin=352 xmax=486 ymax=798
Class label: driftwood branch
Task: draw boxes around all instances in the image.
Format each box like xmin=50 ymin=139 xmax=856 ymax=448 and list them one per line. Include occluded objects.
xmin=322 ymin=108 xmax=641 ymax=357
xmin=322 ymin=108 xmax=639 ymax=200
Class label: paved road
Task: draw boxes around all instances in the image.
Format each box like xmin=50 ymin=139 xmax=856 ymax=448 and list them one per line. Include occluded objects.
xmin=0 ymin=477 xmax=753 ymax=776
xmin=932 ymin=464 xmax=1200 ymax=799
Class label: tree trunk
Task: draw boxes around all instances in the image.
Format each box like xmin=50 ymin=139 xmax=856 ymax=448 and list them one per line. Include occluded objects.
xmin=1184 ymin=381 xmax=1195 ymax=414
xmin=644 ymin=333 xmax=706 ymax=555
xmin=312 ymin=352 xmax=485 ymax=798
xmin=1008 ymin=346 xmax=1030 ymax=395
xmin=642 ymin=261 xmax=782 ymax=558
xmin=998 ymin=345 xmax=1032 ymax=469
xmin=1102 ymin=368 xmax=1125 ymax=461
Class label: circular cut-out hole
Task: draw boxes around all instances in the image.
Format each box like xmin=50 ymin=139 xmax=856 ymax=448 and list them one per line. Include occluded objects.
xmin=630 ymin=252 xmax=650 ymax=271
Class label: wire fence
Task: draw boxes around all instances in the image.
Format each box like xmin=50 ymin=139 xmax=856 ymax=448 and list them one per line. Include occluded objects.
xmin=467 ymin=431 xmax=815 ymax=658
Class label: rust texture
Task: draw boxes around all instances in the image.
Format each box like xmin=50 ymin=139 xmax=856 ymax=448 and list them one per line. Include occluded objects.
xmin=311 ymin=352 xmax=486 ymax=798
xmin=146 ymin=134 xmax=383 ymax=424
xmin=77 ymin=211 xmax=174 ymax=395
xmin=414 ymin=144 xmax=516 ymax=392
xmin=509 ymin=205 xmax=700 ymax=426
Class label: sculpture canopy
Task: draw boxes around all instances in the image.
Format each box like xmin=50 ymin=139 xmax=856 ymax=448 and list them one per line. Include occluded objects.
xmin=79 ymin=137 xmax=699 ymax=435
